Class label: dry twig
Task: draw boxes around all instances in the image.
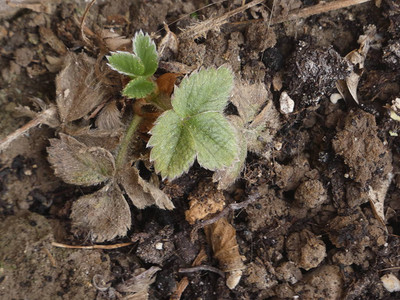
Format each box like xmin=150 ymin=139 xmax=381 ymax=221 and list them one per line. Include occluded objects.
xmin=51 ymin=241 xmax=133 ymax=249
xmin=191 ymin=193 xmax=259 ymax=241
xmin=271 ymin=0 xmax=372 ymax=24
xmin=179 ymin=0 xmax=264 ymax=39
xmin=179 ymin=265 xmax=225 ymax=278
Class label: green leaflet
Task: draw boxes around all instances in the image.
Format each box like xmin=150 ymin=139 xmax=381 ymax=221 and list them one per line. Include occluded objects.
xmin=148 ymin=110 xmax=196 ymax=179
xmin=133 ymin=31 xmax=158 ymax=77
xmin=148 ymin=67 xmax=238 ymax=180
xmin=123 ymin=77 xmax=156 ymax=99
xmin=172 ymin=67 xmax=234 ymax=117
xmin=106 ymin=51 xmax=145 ymax=77
xmin=188 ymin=112 xmax=237 ymax=170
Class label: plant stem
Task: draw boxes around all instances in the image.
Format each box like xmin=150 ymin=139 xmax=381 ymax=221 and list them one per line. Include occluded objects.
xmin=115 ymin=114 xmax=143 ymax=169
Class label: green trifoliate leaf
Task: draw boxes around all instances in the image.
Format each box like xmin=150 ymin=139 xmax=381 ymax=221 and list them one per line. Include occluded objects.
xmin=148 ymin=110 xmax=196 ymax=179
xmin=133 ymin=31 xmax=158 ymax=77
xmin=122 ymin=77 xmax=156 ymax=99
xmin=106 ymin=51 xmax=145 ymax=77
xmin=188 ymin=112 xmax=238 ymax=170
xmin=172 ymin=67 xmax=234 ymax=117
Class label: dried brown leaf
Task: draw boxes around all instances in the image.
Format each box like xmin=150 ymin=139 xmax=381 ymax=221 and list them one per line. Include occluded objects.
xmin=158 ymin=23 xmax=179 ymax=60
xmin=39 ymin=26 xmax=66 ymax=55
xmin=56 ymin=52 xmax=107 ymax=123
xmin=204 ymin=217 xmax=245 ymax=289
xmin=118 ymin=164 xmax=174 ymax=210
xmin=336 ymin=25 xmax=378 ymax=104
xmin=70 ymin=183 xmax=131 ymax=242
xmin=47 ymin=133 xmax=115 ymax=186
xmin=95 ymin=101 xmax=123 ymax=131
xmin=116 ymin=266 xmax=161 ymax=300
xmin=213 ymin=80 xmax=280 ymax=189
xmin=101 ymin=29 xmax=131 ymax=52
xmin=231 ymin=79 xmax=269 ymax=123
xmin=368 ymin=173 xmax=393 ymax=226
xmin=64 ymin=125 xmax=122 ymax=151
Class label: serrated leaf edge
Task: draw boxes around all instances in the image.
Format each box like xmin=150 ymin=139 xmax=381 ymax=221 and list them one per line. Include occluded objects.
xmin=106 ymin=51 xmax=143 ymax=77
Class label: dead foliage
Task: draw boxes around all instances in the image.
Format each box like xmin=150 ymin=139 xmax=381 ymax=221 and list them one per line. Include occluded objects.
xmin=204 ymin=217 xmax=245 ymax=289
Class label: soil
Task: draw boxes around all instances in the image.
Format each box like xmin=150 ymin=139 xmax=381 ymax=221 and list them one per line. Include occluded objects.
xmin=1 ymin=0 xmax=400 ymax=299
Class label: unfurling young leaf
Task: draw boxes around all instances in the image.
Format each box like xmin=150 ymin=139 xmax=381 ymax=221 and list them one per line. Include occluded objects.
xmin=123 ymin=77 xmax=157 ymax=99
xmin=133 ymin=31 xmax=158 ymax=77
xmin=106 ymin=31 xmax=159 ymax=99
xmin=148 ymin=67 xmax=238 ymax=180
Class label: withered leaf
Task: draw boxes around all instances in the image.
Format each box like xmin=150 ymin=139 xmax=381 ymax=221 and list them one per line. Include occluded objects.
xmin=64 ymin=125 xmax=122 ymax=151
xmin=205 ymin=217 xmax=245 ymax=289
xmin=158 ymin=23 xmax=178 ymax=60
xmin=118 ymin=164 xmax=174 ymax=210
xmin=368 ymin=173 xmax=393 ymax=227
xmin=47 ymin=133 xmax=115 ymax=186
xmin=336 ymin=25 xmax=377 ymax=104
xmin=71 ymin=183 xmax=131 ymax=242
xmin=230 ymin=79 xmax=269 ymax=124
xmin=213 ymin=80 xmax=280 ymax=189
xmin=95 ymin=101 xmax=123 ymax=131
xmin=56 ymin=53 xmax=107 ymax=123
xmin=116 ymin=266 xmax=161 ymax=300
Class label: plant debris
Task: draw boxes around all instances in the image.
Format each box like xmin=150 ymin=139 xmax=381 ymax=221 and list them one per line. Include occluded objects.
xmin=204 ymin=217 xmax=245 ymax=289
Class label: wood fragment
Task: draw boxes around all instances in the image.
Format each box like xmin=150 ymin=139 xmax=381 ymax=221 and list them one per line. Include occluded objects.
xmin=270 ymin=0 xmax=372 ymax=25
xmin=191 ymin=193 xmax=259 ymax=241
xmin=179 ymin=0 xmax=265 ymax=39
xmin=43 ymin=247 xmax=57 ymax=267
xmin=170 ymin=277 xmax=189 ymax=300
xmin=51 ymin=241 xmax=133 ymax=249
xmin=0 ymin=106 xmax=58 ymax=152
xmin=80 ymin=0 xmax=97 ymax=47
xmin=179 ymin=265 xmax=225 ymax=278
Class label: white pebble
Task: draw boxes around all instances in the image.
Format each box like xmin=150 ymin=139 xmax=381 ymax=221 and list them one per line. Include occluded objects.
xmin=279 ymin=91 xmax=295 ymax=114
xmin=381 ymin=273 xmax=400 ymax=292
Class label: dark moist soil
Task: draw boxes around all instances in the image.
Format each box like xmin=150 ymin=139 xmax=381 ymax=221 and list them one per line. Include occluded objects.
xmin=1 ymin=1 xmax=400 ymax=299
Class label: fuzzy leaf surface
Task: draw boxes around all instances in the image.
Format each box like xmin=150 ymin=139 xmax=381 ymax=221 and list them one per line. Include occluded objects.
xmin=56 ymin=53 xmax=106 ymax=123
xmin=213 ymin=115 xmax=247 ymax=189
xmin=47 ymin=133 xmax=115 ymax=186
xmin=70 ymin=184 xmax=131 ymax=242
xmin=106 ymin=51 xmax=145 ymax=77
xmin=188 ymin=112 xmax=238 ymax=170
xmin=119 ymin=164 xmax=174 ymax=210
xmin=133 ymin=31 xmax=158 ymax=76
xmin=172 ymin=67 xmax=234 ymax=117
xmin=123 ymin=77 xmax=156 ymax=99
xmin=148 ymin=110 xmax=196 ymax=179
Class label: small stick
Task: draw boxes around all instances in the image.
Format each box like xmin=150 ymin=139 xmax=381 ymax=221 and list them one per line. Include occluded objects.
xmin=180 ymin=0 xmax=265 ymax=39
xmin=80 ymin=0 xmax=97 ymax=45
xmin=43 ymin=247 xmax=57 ymax=267
xmin=270 ymin=0 xmax=372 ymax=25
xmin=170 ymin=277 xmax=189 ymax=300
xmin=0 ymin=106 xmax=58 ymax=152
xmin=51 ymin=241 xmax=133 ymax=249
xmin=379 ymin=267 xmax=400 ymax=272
xmin=191 ymin=193 xmax=259 ymax=241
xmin=179 ymin=265 xmax=225 ymax=278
